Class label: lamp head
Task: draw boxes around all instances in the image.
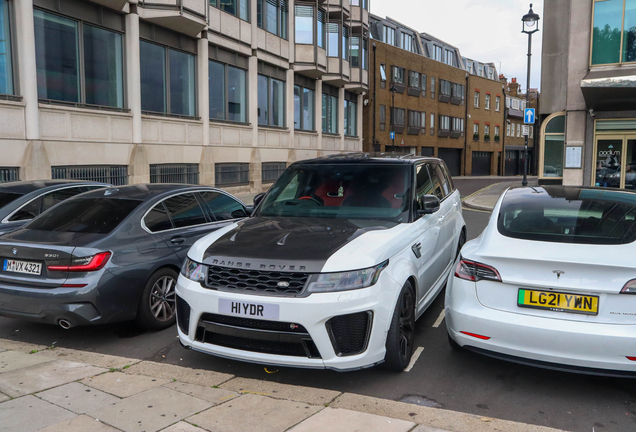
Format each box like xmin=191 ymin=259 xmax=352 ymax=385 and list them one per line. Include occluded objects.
xmin=522 ymin=3 xmax=540 ymax=34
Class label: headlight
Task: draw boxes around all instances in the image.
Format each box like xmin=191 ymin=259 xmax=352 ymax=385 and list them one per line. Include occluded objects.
xmin=181 ymin=257 xmax=208 ymax=283
xmin=306 ymin=260 xmax=389 ymax=293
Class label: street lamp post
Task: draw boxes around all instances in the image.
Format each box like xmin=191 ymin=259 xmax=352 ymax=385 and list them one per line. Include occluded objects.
xmin=390 ymin=85 xmax=397 ymax=149
xmin=521 ymin=4 xmax=540 ymax=187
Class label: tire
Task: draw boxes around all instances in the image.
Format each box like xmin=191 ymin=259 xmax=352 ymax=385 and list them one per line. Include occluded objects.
xmin=456 ymin=229 xmax=466 ymax=259
xmin=384 ymin=281 xmax=416 ymax=371
xmin=135 ymin=268 xmax=178 ymax=330
xmin=448 ymin=332 xmax=463 ymax=351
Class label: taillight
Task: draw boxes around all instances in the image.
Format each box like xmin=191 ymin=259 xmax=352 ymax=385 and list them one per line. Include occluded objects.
xmin=620 ymin=279 xmax=636 ymax=294
xmin=627 ymin=357 xmax=636 ymax=361
xmin=48 ymin=252 xmax=112 ymax=272
xmin=460 ymin=331 xmax=491 ymax=340
xmin=455 ymin=258 xmax=501 ymax=282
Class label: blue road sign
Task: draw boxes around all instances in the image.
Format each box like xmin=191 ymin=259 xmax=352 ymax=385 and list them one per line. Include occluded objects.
xmin=524 ymin=108 xmax=535 ymax=125
xmin=390 ymin=131 xmax=396 ymax=139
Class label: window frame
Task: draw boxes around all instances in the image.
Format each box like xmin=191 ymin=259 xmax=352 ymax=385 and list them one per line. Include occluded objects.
xmin=322 ymin=90 xmax=338 ymax=134
xmin=209 ymin=59 xmax=248 ymax=124
xmin=262 ymin=161 xmax=287 ymax=183
xmin=258 ymin=73 xmax=286 ymax=128
xmin=257 ymin=0 xmax=288 ymax=39
xmin=293 ymin=82 xmax=315 ymax=131
xmin=496 ymin=95 xmax=501 ymax=111
xmin=0 ymin=0 xmax=15 ymax=96
xmin=485 ymin=93 xmax=491 ymax=110
xmin=590 ymin=0 xmax=636 ymax=66
xmin=215 ymin=162 xmax=250 ymax=187
xmin=344 ymin=94 xmax=357 ymax=137
xmin=474 ymin=91 xmax=480 ymax=108
xmin=211 ymin=0 xmax=251 ymax=22
xmin=149 ymin=163 xmax=199 ymax=185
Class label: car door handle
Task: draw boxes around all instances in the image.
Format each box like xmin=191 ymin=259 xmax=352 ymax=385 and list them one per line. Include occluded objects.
xmin=170 ymin=236 xmax=186 ymax=245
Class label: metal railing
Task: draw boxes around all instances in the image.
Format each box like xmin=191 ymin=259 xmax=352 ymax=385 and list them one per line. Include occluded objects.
xmin=150 ymin=164 xmax=199 ymax=185
xmin=52 ymin=165 xmax=128 ymax=186
xmin=0 ymin=167 xmax=19 ymax=183
xmin=215 ymin=163 xmax=249 ymax=186
xmin=262 ymin=162 xmax=286 ymax=183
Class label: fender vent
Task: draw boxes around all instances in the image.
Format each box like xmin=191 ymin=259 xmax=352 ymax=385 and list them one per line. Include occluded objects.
xmin=326 ymin=311 xmax=373 ymax=356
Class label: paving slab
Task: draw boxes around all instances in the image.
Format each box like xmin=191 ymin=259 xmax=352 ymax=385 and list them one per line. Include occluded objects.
xmin=0 ymin=338 xmax=50 ymax=354
xmin=289 ymin=407 xmax=415 ymax=432
xmin=187 ymin=393 xmax=322 ymax=432
xmin=35 ymin=347 xmax=140 ymax=370
xmin=0 ymin=395 xmax=76 ymax=432
xmin=160 ymin=422 xmax=208 ymax=432
xmin=36 ymin=415 xmax=122 ymax=432
xmin=330 ymin=393 xmax=564 ymax=432
xmin=0 ymin=391 xmax=8 ymax=402
xmin=0 ymin=360 xmax=106 ymax=398
xmin=220 ymin=377 xmax=340 ymax=405
xmin=0 ymin=350 xmax=56 ymax=374
xmin=124 ymin=361 xmax=233 ymax=387
xmin=163 ymin=381 xmax=238 ymax=405
xmin=88 ymin=386 xmax=212 ymax=432
xmin=37 ymin=382 xmax=120 ymax=414
xmin=83 ymin=371 xmax=169 ymax=398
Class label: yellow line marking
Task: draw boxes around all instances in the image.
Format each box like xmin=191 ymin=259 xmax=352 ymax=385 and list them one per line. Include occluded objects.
xmin=240 ymin=391 xmax=271 ymax=396
xmin=219 ymin=395 xmax=236 ymax=401
xmin=461 ymin=183 xmax=498 ymax=203
xmin=462 ymin=207 xmax=491 ymax=214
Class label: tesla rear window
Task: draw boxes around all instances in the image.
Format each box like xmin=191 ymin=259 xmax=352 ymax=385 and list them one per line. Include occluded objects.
xmin=498 ymin=188 xmax=636 ymax=244
xmin=25 ymin=198 xmax=142 ymax=234
xmin=0 ymin=192 xmax=23 ymax=208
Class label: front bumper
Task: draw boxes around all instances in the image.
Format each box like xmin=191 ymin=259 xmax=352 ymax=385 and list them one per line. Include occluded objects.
xmin=176 ymin=271 xmax=400 ymax=371
xmin=445 ymin=276 xmax=636 ymax=374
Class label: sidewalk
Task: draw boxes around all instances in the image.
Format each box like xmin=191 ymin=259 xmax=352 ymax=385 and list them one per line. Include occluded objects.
xmin=0 ymin=339 xmax=567 ymax=432
xmin=462 ymin=178 xmax=539 ymax=212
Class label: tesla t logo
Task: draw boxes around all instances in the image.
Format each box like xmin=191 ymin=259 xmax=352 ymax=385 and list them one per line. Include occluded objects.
xmin=553 ymin=270 xmax=565 ymax=281
xmin=11 ymin=248 xmax=17 ymax=256
xmin=277 ymin=281 xmax=290 ymax=288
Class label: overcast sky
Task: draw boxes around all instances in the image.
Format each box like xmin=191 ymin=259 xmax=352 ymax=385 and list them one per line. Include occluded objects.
xmin=370 ymin=0 xmax=544 ymax=90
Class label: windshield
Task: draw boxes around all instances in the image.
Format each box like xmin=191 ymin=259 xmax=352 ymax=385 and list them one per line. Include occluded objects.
xmin=0 ymin=192 xmax=23 ymax=209
xmin=498 ymin=187 xmax=636 ymax=244
xmin=256 ymin=164 xmax=412 ymax=222
xmin=25 ymin=198 xmax=142 ymax=234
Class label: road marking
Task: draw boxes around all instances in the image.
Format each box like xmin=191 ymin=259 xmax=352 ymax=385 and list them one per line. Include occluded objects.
xmin=462 ymin=206 xmax=491 ymax=214
xmin=404 ymin=346 xmax=424 ymax=372
xmin=461 ymin=183 xmax=498 ymax=203
xmin=433 ymin=310 xmax=445 ymax=328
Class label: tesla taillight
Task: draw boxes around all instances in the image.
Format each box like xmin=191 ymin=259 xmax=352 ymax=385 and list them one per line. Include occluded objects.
xmin=460 ymin=331 xmax=491 ymax=340
xmin=48 ymin=252 xmax=111 ymax=272
xmin=455 ymin=258 xmax=501 ymax=282
xmin=620 ymin=279 xmax=636 ymax=294
xmin=627 ymin=357 xmax=636 ymax=361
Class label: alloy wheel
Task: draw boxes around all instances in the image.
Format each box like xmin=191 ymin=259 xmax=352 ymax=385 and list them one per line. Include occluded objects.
xmin=398 ymin=289 xmax=415 ymax=361
xmin=149 ymin=275 xmax=176 ymax=322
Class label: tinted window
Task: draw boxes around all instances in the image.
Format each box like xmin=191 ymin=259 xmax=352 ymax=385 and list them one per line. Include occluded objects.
xmin=433 ymin=164 xmax=451 ymax=196
xmin=498 ymin=187 xmax=636 ymax=244
xmin=9 ymin=197 xmax=41 ymax=221
xmin=9 ymin=186 xmax=95 ymax=222
xmin=415 ymin=164 xmax=434 ymax=200
xmin=42 ymin=187 xmax=89 ymax=211
xmin=428 ymin=164 xmax=445 ymax=200
xmin=25 ymin=198 xmax=141 ymax=234
xmin=163 ymin=193 xmax=207 ymax=228
xmin=144 ymin=202 xmax=173 ymax=232
xmin=199 ymin=192 xmax=246 ymax=221
xmin=0 ymin=193 xmax=23 ymax=209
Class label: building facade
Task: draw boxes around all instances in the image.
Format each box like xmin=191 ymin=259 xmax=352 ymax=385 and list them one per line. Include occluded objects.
xmin=541 ymin=0 xmax=636 ymax=189
xmin=0 ymin=0 xmax=369 ymax=193
xmin=503 ymin=77 xmax=538 ymax=176
xmin=363 ymin=15 xmax=504 ymax=176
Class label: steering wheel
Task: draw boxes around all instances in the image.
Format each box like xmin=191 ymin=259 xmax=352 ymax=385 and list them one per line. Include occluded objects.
xmin=298 ymin=196 xmax=322 ymax=205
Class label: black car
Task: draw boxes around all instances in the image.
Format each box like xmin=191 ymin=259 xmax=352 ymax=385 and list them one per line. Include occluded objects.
xmin=0 ymin=180 xmax=110 ymax=235
xmin=0 ymin=184 xmax=249 ymax=330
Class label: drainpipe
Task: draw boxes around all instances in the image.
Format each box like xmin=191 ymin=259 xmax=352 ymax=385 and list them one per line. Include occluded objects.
xmin=463 ymin=73 xmax=469 ymax=176
xmin=373 ymin=43 xmax=377 ymax=151
xmin=502 ymin=86 xmax=507 ymax=176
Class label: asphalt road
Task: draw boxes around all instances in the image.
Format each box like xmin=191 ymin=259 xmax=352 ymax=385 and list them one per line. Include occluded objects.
xmin=1 ymin=177 xmax=634 ymax=432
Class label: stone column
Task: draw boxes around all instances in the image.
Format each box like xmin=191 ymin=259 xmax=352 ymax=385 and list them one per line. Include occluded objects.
xmin=315 ymin=78 xmax=323 ymax=152
xmin=357 ymin=93 xmax=364 ymax=151
xmin=338 ymin=87 xmax=345 ymax=151
xmin=125 ymin=10 xmax=142 ymax=145
xmin=14 ymin=0 xmax=39 ymax=140
xmin=197 ymin=33 xmax=210 ymax=147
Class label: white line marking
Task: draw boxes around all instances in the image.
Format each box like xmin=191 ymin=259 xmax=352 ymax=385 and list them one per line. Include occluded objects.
xmin=433 ymin=310 xmax=446 ymax=328
xmin=404 ymin=346 xmax=424 ymax=372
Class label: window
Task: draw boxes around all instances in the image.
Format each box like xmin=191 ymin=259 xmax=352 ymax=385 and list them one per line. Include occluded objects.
xmin=488 ymin=68 xmax=494 ymax=80
xmin=451 ymin=83 xmax=465 ymax=101
xmin=322 ymin=92 xmax=338 ymax=134
xmin=380 ymin=105 xmax=386 ymax=131
xmin=495 ymin=125 xmax=500 ymax=139
xmin=452 ymin=118 xmax=464 ymax=132
xmin=294 ymin=84 xmax=315 ymax=131
xmin=434 ymin=45 xmax=443 ymax=62
xmin=512 ymin=99 xmax=520 ymax=109
xmin=408 ymin=110 xmax=421 ymax=128
xmin=484 ymin=124 xmax=490 ymax=137
xmin=421 ymin=74 xmax=427 ymax=96
xmin=150 ymin=164 xmax=199 ymax=184
xmin=342 ymin=25 xmax=349 ymax=60
xmin=431 ymin=77 xmax=435 ymax=99
xmin=34 ymin=9 xmax=124 ymax=108
xmin=211 ymin=0 xmax=250 ymax=21
xmin=327 ymin=23 xmax=339 ymax=57
xmin=0 ymin=167 xmax=18 ymax=183
xmin=362 ymin=38 xmax=368 ymax=70
xmin=384 ymin=26 xmax=395 ymax=46
xmin=391 ymin=108 xmax=405 ymax=127
xmin=591 ymin=0 xmax=636 ymax=65
xmin=8 ymin=186 xmax=99 ymax=222
xmin=439 ymin=115 xmax=450 ymax=131
xmin=402 ymin=33 xmax=412 ymax=52
xmin=0 ymin=0 xmax=13 ymax=95
xmin=317 ymin=9 xmax=326 ymax=48
xmin=507 ymin=123 xmax=511 ymax=136
xmin=429 ymin=164 xmax=446 ymax=200
xmin=421 ymin=112 xmax=426 ymax=132
xmin=209 ymin=60 xmax=247 ymax=123
xmin=52 ymin=165 xmax=128 ymax=185
xmin=350 ymin=0 xmax=369 ymax=10
xmin=496 ymin=96 xmax=501 ymax=111
xmin=543 ymin=115 xmax=565 ymax=178
xmin=506 ymin=97 xmax=511 ymax=108
xmin=258 ymin=74 xmax=285 ymax=127
xmin=473 ymin=123 xmax=479 ymax=135
xmin=162 ymin=193 xmax=208 ymax=228
xmin=485 ymin=94 xmax=491 ymax=110
xmin=440 ymin=79 xmax=451 ymax=97
xmin=408 ymin=71 xmax=420 ymax=88
xmin=380 ymin=64 xmax=387 ymax=81
xmin=430 ymin=113 xmax=435 ymax=135
xmin=350 ymin=36 xmax=361 ymax=67
xmin=262 ymin=162 xmax=287 ymax=183
xmin=392 ymin=66 xmax=405 ymax=84
xmin=200 ymin=191 xmax=247 ymax=220
xmin=257 ymin=0 xmax=288 ymax=39
xmin=344 ymin=96 xmax=357 ymax=136
xmin=140 ymin=41 xmax=195 ymax=116
xmin=215 ymin=163 xmax=249 ymax=186
xmin=445 ymin=49 xmax=454 ymax=66
xmin=415 ymin=164 xmax=434 ymax=203
xmin=474 ymin=91 xmax=480 ymax=108
xmin=517 ymin=124 xmax=521 ymax=137
xmin=466 ymin=62 xmax=472 ymax=74
xmin=295 ymin=5 xmax=314 ymax=44
xmin=478 ymin=64 xmax=483 ymax=76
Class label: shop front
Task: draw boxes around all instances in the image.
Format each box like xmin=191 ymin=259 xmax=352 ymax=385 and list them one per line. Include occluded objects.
xmin=593 ymin=120 xmax=636 ymax=190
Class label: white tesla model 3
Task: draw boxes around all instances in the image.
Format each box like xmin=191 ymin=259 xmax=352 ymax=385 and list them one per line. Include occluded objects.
xmin=446 ymin=186 xmax=636 ymax=376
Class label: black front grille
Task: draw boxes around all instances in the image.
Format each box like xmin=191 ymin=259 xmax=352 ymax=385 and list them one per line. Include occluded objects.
xmin=200 ymin=313 xmax=309 ymax=334
xmin=326 ymin=311 xmax=373 ymax=357
xmin=176 ymin=295 xmax=191 ymax=336
xmin=207 ymin=266 xmax=309 ymax=296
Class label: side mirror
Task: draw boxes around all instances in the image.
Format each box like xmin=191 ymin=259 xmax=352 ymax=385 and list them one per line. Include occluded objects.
xmin=253 ymin=192 xmax=266 ymax=208
xmin=244 ymin=205 xmax=254 ymax=216
xmin=231 ymin=209 xmax=248 ymax=218
xmin=417 ymin=195 xmax=441 ymax=217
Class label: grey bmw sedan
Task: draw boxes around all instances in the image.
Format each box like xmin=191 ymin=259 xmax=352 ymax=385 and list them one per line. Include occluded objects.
xmin=0 ymin=184 xmax=249 ymax=330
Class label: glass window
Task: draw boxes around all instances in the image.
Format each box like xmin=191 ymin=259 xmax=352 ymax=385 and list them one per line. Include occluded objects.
xmin=496 ymin=96 xmax=501 ymax=111
xmin=13 ymin=187 xmax=91 ymax=222
xmin=393 ymin=66 xmax=405 ymax=84
xmin=380 ymin=105 xmax=386 ymax=131
xmin=362 ymin=38 xmax=368 ymax=70
xmin=431 ymin=77 xmax=435 ymax=98
xmin=0 ymin=0 xmax=13 ymax=95
xmin=200 ymin=191 xmax=246 ymax=220
xmin=327 ymin=23 xmax=339 ymax=57
xmin=270 ymin=77 xmax=284 ymax=127
xmin=430 ymin=113 xmax=435 ymax=133
xmin=474 ymin=91 xmax=479 ymax=107
xmin=435 ymin=46 xmax=442 ymax=62
xmin=228 ymin=65 xmax=247 ymax=122
xmin=209 ymin=61 xmax=225 ymax=120
xmin=51 ymin=165 xmax=128 ymax=185
xmin=162 ymin=193 xmax=207 ymax=228
xmin=219 ymin=0 xmax=237 ymax=16
xmin=428 ymin=164 xmax=445 ymax=200
xmin=0 ymin=192 xmax=22 ymax=208
xmin=485 ymin=124 xmax=490 ymax=136
xmin=380 ymin=64 xmax=386 ymax=81
xmin=294 ymin=84 xmax=315 ymax=131
xmin=416 ymin=164 xmax=434 ymax=201
xmin=144 ymin=202 xmax=173 ymax=232
xmin=440 ymin=79 xmax=451 ymax=96
xmin=258 ymin=0 xmax=288 ymax=39
xmin=258 ymin=74 xmax=268 ymax=125
xmin=350 ymin=36 xmax=360 ymax=67
xmin=317 ymin=9 xmax=326 ymax=48
xmin=169 ymin=49 xmax=196 ymax=116
xmin=342 ymin=26 xmax=349 ymax=60
xmin=322 ymin=93 xmax=338 ymax=133
xmin=83 ymin=25 xmax=124 ymax=108
xmin=345 ymin=99 xmax=357 ymax=136
xmin=391 ymin=108 xmax=405 ymax=126
xmin=25 ymin=198 xmax=141 ymax=234
xmin=445 ymin=49 xmax=453 ymax=66
xmin=384 ymin=27 xmax=395 ymax=46
xmin=495 ymin=125 xmax=500 ymax=138
xmin=592 ymin=0 xmax=625 ymax=65
xmin=543 ymin=117 xmax=565 ymax=178
xmin=295 ymin=5 xmax=313 ymax=44
xmin=409 ymin=71 xmax=420 ymax=88
xmin=140 ymin=41 xmax=167 ymax=113
xmin=215 ymin=163 xmax=249 ymax=186
xmin=485 ymin=94 xmax=491 ymax=109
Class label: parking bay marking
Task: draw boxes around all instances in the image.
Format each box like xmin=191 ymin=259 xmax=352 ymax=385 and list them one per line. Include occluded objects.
xmin=404 ymin=347 xmax=424 ymax=372
xmin=433 ymin=310 xmax=445 ymax=328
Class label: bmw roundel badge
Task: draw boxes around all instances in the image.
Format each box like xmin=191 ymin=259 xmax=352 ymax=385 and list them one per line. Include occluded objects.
xmin=11 ymin=248 xmax=17 ymax=256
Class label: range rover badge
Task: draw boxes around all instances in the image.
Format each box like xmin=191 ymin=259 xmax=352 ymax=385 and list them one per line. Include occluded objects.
xmin=277 ymin=281 xmax=290 ymax=288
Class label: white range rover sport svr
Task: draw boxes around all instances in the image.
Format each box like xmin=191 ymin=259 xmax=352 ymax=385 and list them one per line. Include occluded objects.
xmin=176 ymin=154 xmax=466 ymax=371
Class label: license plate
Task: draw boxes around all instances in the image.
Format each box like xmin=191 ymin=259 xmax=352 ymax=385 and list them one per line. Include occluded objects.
xmin=3 ymin=259 xmax=42 ymax=276
xmin=518 ymin=288 xmax=599 ymax=316
xmin=218 ymin=298 xmax=279 ymax=320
